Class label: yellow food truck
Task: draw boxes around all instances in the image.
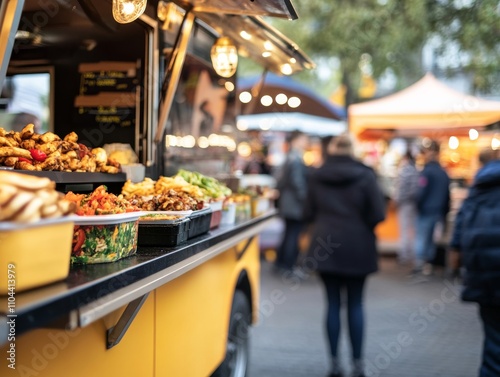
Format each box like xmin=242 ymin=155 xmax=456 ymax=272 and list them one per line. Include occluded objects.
xmin=0 ymin=1 xmax=313 ymax=376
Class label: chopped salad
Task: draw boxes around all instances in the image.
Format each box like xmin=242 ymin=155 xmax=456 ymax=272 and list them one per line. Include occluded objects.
xmin=65 ymin=185 xmax=140 ymax=215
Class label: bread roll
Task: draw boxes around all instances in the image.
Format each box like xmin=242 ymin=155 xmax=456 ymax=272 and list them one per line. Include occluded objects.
xmin=0 ymin=171 xmax=54 ymax=190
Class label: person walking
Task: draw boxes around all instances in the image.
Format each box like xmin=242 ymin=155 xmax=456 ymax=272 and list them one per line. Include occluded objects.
xmin=393 ymin=150 xmax=419 ymax=265
xmin=303 ymin=134 xmax=386 ymax=377
xmin=449 ymin=149 xmax=500 ymax=377
xmin=275 ymin=130 xmax=309 ymax=274
xmin=413 ymin=140 xmax=450 ymax=276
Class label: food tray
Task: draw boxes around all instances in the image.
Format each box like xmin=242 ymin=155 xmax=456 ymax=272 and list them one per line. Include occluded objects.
xmin=139 ymin=211 xmax=190 ymax=223
xmin=0 ymin=217 xmax=74 ymax=294
xmin=70 ymin=212 xmax=142 ymax=264
xmin=138 ymin=217 xmax=190 ymax=247
xmin=188 ymin=206 xmax=212 ymax=239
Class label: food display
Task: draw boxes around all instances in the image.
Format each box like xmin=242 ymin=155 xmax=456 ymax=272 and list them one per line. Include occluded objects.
xmin=0 ymin=172 xmax=75 ymax=293
xmin=176 ymin=169 xmax=232 ymax=200
xmin=0 ymin=124 xmax=120 ymax=173
xmin=122 ymin=176 xmax=204 ymax=211
xmin=64 ymin=186 xmax=141 ymax=264
xmin=238 ymin=185 xmax=273 ymax=217
xmin=229 ymin=194 xmax=252 ymax=223
xmin=65 ymin=185 xmax=139 ymax=215
xmin=0 ymin=165 xmax=258 ymax=271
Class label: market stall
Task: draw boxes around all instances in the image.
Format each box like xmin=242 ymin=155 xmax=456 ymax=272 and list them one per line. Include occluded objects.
xmin=349 ymin=72 xmax=500 ymax=249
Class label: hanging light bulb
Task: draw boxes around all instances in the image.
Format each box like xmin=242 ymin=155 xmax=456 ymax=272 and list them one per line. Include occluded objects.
xmin=112 ymin=0 xmax=147 ymax=24
xmin=211 ymin=37 xmax=238 ymax=78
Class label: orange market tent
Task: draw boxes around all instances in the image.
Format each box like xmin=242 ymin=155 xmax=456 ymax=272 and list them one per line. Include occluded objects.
xmin=348 ymin=72 xmax=500 ymax=139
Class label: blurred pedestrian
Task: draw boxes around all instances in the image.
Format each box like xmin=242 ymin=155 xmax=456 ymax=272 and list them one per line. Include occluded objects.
xmin=412 ymin=140 xmax=450 ymax=276
xmin=275 ymin=130 xmax=309 ymax=274
xmin=449 ymin=148 xmax=500 ymax=377
xmin=303 ymin=134 xmax=386 ymax=377
xmin=393 ymin=150 xmax=419 ymax=265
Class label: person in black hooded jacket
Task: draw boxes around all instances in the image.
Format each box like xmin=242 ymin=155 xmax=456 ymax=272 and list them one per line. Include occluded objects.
xmin=303 ymin=134 xmax=386 ymax=377
xmin=449 ymin=150 xmax=500 ymax=377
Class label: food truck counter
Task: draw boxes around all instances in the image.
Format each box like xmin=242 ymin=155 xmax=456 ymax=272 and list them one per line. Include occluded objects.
xmin=0 ymin=210 xmax=276 ymax=346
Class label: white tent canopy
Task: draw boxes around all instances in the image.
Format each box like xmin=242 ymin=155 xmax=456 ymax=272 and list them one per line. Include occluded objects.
xmin=237 ymin=112 xmax=346 ymax=136
xmin=349 ymin=73 xmax=500 ymax=138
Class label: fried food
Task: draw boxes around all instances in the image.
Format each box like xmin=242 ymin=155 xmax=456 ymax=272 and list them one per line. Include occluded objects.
xmin=0 ymin=170 xmax=54 ymax=190
xmin=0 ymin=171 xmax=76 ymax=223
xmin=121 ymin=178 xmax=156 ymax=197
xmin=122 ymin=177 xmax=204 ymax=211
xmin=0 ymin=125 xmax=122 ymax=173
xmin=0 ymin=147 xmax=31 ymax=159
xmin=20 ymin=123 xmax=35 ymax=140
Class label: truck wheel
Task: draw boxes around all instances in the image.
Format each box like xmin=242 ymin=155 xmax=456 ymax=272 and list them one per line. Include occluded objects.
xmin=212 ymin=290 xmax=251 ymax=377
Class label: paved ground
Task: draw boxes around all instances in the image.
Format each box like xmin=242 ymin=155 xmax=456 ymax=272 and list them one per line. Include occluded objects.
xmin=247 ymin=257 xmax=483 ymax=377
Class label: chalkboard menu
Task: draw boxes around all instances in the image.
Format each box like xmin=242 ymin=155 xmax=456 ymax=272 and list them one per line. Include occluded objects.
xmin=73 ymin=61 xmax=140 ymax=148
xmin=79 ymin=61 xmax=139 ymax=95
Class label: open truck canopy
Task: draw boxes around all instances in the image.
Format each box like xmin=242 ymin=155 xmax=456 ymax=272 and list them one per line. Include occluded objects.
xmin=0 ymin=0 xmax=314 ymax=176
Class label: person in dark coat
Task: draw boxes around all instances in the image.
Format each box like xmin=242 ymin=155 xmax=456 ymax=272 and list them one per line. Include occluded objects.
xmin=275 ymin=130 xmax=309 ymax=273
xmin=413 ymin=140 xmax=450 ymax=275
xmin=449 ymin=150 xmax=500 ymax=377
xmin=303 ymin=134 xmax=386 ymax=377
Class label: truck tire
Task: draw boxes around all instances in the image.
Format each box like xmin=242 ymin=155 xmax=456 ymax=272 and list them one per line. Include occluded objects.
xmin=212 ymin=290 xmax=251 ymax=377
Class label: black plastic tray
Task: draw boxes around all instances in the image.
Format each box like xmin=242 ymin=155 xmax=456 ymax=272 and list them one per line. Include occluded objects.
xmin=137 ymin=218 xmax=190 ymax=247
xmin=10 ymin=171 xmax=127 ymax=194
xmin=188 ymin=207 xmax=212 ymax=239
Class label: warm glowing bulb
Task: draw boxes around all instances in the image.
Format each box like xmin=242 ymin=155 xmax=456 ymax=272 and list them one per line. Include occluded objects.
xmin=261 ymin=95 xmax=273 ymax=107
xmin=182 ymin=135 xmax=196 ymax=148
xmin=469 ymin=128 xmax=479 ymax=140
xmin=492 ymin=136 xmax=500 ymax=150
xmin=237 ymin=121 xmax=248 ymax=131
xmin=239 ymin=91 xmax=252 ymax=104
xmin=237 ymin=142 xmax=252 ymax=157
xmin=280 ymin=63 xmax=293 ymax=75
xmin=276 ymin=93 xmax=288 ymax=105
xmin=112 ymin=0 xmax=147 ymax=24
xmin=448 ymin=136 xmax=459 ymax=150
xmin=264 ymin=41 xmax=273 ymax=51
xmin=225 ymin=81 xmax=235 ymax=92
xmin=211 ymin=37 xmax=238 ymax=78
xmin=240 ymin=31 xmax=252 ymax=40
xmin=288 ymin=96 xmax=301 ymax=108
xmin=198 ymin=136 xmax=209 ymax=148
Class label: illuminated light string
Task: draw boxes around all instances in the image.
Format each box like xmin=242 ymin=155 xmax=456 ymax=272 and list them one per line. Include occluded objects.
xmin=165 ymin=134 xmax=236 ymax=151
xmin=238 ymin=91 xmax=301 ymax=109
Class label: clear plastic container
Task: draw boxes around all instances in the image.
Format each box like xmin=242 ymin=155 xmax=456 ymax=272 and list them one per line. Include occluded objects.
xmin=71 ymin=212 xmax=141 ymax=264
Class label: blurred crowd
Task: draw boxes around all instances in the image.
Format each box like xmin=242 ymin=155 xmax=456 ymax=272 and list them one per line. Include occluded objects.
xmin=271 ymin=131 xmax=500 ymax=377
